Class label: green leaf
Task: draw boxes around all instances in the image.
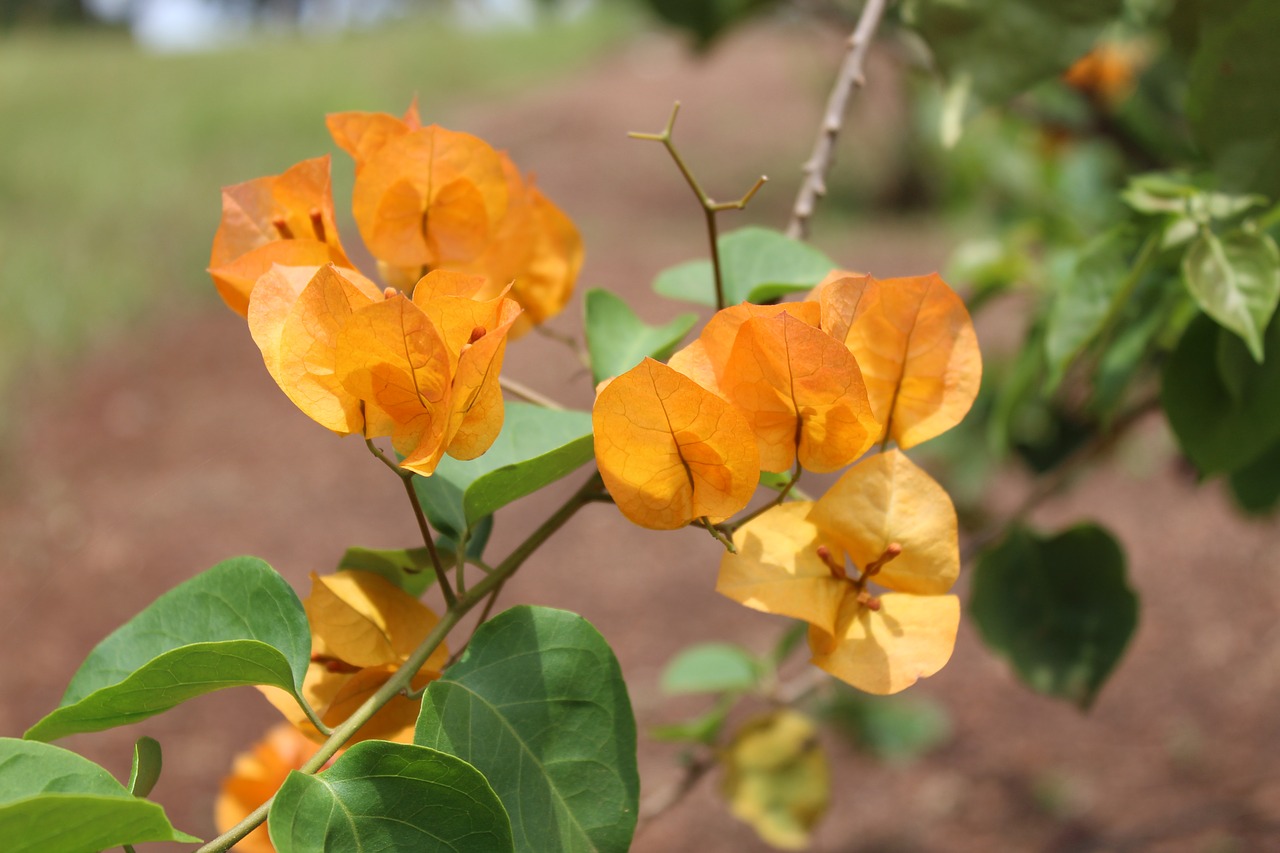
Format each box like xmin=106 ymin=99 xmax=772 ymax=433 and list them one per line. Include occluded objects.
xmin=415 ymin=606 xmax=639 ymax=853
xmin=817 ymin=688 xmax=952 ymax=763
xmin=1228 ymin=439 xmax=1280 ymax=515
xmin=903 ymin=0 xmax=1124 ymax=108
xmin=1044 ymin=228 xmax=1134 ymax=389
xmin=269 ymin=741 xmax=512 ymax=853
xmin=1162 ymin=313 xmax=1280 ymax=473
xmin=584 ymin=288 xmax=697 ymax=383
xmin=661 ymin=642 xmax=760 ymax=695
xmin=127 ymin=736 xmax=162 ymax=798
xmin=652 ymin=226 xmax=835 ymax=307
xmin=1187 ymin=0 xmax=1280 ymax=199
xmin=25 ymin=556 xmax=310 ymax=742
xmin=649 ymin=698 xmax=734 ymax=746
xmin=337 ymin=545 xmax=441 ymax=598
xmin=970 ymin=524 xmax=1137 ymax=709
xmin=1182 ymin=228 xmax=1280 ymax=361
xmin=0 ymin=738 xmax=199 ymax=852
xmin=412 ymin=403 xmax=594 ymax=529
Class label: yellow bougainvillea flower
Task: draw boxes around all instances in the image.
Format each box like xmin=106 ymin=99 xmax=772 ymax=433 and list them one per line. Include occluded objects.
xmin=717 ymin=450 xmax=960 ymax=694
xmin=326 ymin=103 xmax=583 ymax=332
xmin=246 ymin=265 xmax=520 ymax=475
xmin=815 ymin=271 xmax=981 ymax=450
xmin=209 ymin=156 xmax=352 ymax=316
xmin=261 ymin=570 xmax=449 ymax=745
xmin=722 ymin=710 xmax=830 ymax=851
xmin=216 ymin=724 xmax=326 ymax=853
xmin=667 ymin=300 xmax=879 ymax=473
xmin=593 ymin=357 xmax=760 ymax=530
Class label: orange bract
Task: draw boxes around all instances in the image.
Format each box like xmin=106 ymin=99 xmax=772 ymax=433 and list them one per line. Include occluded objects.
xmin=260 ymin=571 xmax=448 ymax=745
xmin=816 ymin=271 xmax=981 ymax=449
xmin=593 ymin=358 xmax=760 ymax=530
xmin=216 ymin=724 xmax=324 ymax=853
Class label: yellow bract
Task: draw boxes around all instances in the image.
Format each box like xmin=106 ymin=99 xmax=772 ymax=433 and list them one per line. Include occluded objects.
xmin=260 ymin=570 xmax=448 ymax=745
xmin=593 ymin=358 xmax=760 ymax=530
xmin=717 ymin=450 xmax=960 ymax=695
xmin=722 ymin=710 xmax=830 ymax=851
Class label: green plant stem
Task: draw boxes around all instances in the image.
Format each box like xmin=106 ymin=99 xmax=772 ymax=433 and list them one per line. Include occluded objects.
xmin=629 ymin=101 xmax=767 ymax=310
xmin=1089 ymin=231 xmax=1161 ymax=366
xmin=196 ymin=472 xmax=603 ymax=853
xmin=364 ymin=438 xmax=456 ymax=608
xmin=499 ymin=374 xmax=565 ymax=410
xmin=723 ymin=465 xmax=801 ymax=532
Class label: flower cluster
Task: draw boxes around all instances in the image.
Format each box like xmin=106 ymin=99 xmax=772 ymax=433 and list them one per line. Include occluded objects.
xmin=208 ymin=103 xmax=582 ymax=474
xmin=592 ymin=271 xmax=981 ymax=692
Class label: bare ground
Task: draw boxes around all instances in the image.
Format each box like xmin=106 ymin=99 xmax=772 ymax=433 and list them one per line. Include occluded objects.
xmin=2 ymin=22 xmax=1279 ymax=853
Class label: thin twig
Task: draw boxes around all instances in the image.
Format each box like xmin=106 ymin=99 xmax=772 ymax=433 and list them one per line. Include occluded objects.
xmin=786 ymin=0 xmax=889 ymax=240
xmin=534 ymin=324 xmax=592 ymax=369
xmin=500 ymin=375 xmax=565 ymax=410
xmin=636 ymin=752 xmax=717 ymax=834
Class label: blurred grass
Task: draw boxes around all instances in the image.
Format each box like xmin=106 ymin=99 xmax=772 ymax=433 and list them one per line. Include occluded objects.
xmin=0 ymin=7 xmax=633 ymax=400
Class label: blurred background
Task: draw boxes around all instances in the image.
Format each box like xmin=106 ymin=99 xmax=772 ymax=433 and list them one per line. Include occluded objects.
xmin=2 ymin=0 xmax=1278 ymax=850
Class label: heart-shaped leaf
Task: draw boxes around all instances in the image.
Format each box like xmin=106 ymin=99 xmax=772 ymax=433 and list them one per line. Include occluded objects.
xmin=415 ymin=606 xmax=639 ymax=853
xmin=269 ymin=740 xmax=512 ymax=852
xmin=26 ymin=556 xmax=310 ymax=742
xmin=969 ymin=524 xmax=1137 ymax=709
xmin=653 ymin=226 xmax=835 ymax=307
xmin=0 ymin=738 xmax=199 ymax=852
xmin=413 ymin=402 xmax=594 ymax=530
xmin=584 ymin=288 xmax=697 ymax=383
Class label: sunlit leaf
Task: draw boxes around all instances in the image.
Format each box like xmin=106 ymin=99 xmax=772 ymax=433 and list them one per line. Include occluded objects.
xmin=653 ymin=227 xmax=835 ymax=307
xmin=585 ymin=288 xmax=698 ymax=383
xmin=1162 ymin=312 xmax=1280 ymax=473
xmin=721 ymin=710 xmax=829 ymax=851
xmin=217 ymin=724 xmax=323 ymax=853
xmin=269 ymin=741 xmax=512 ymax=853
xmin=416 ymin=402 xmax=594 ymax=528
xmin=415 ymin=606 xmax=639 ymax=853
xmin=0 ymin=739 xmax=198 ymax=853
xmin=26 ymin=557 xmax=310 ymax=742
xmin=594 ymin=357 xmax=760 ymax=529
xmin=818 ymin=272 xmax=981 ymax=449
xmin=1182 ymin=228 xmax=1280 ymax=362
xmin=661 ymin=643 xmax=761 ymax=695
xmin=970 ymin=524 xmax=1137 ymax=709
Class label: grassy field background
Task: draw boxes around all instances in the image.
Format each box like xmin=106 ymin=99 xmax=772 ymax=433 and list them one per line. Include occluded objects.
xmin=0 ymin=8 xmax=632 ymax=406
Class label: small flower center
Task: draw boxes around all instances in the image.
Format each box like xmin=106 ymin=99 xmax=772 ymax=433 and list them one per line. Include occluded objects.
xmin=815 ymin=541 xmax=902 ymax=613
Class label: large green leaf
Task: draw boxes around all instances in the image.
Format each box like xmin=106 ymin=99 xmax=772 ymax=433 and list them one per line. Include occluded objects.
xmin=903 ymin=0 xmax=1124 ymax=108
xmin=1228 ymin=439 xmax=1280 ymax=516
xmin=269 ymin=741 xmax=512 ymax=853
xmin=1162 ymin=312 xmax=1280 ymax=474
xmin=1182 ymin=228 xmax=1280 ymax=362
xmin=584 ymin=288 xmax=697 ymax=383
xmin=415 ymin=606 xmax=639 ymax=853
xmin=0 ymin=738 xmax=199 ymax=852
xmin=1187 ymin=0 xmax=1280 ymax=199
xmin=1044 ymin=228 xmax=1133 ymax=390
xmin=652 ymin=226 xmax=835 ymax=307
xmin=969 ymin=524 xmax=1137 ymax=709
xmin=412 ymin=403 xmax=594 ymax=530
xmin=26 ymin=556 xmax=310 ymax=742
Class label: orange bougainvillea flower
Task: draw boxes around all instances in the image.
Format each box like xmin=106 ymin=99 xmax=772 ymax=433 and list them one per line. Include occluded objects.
xmin=209 ymin=156 xmax=352 ymax=316
xmin=717 ymin=450 xmax=960 ymax=694
xmin=261 ymin=570 xmax=449 ymax=745
xmin=814 ymin=271 xmax=981 ymax=450
xmin=326 ymin=103 xmax=583 ymax=332
xmin=1063 ymin=41 xmax=1147 ymax=107
xmin=667 ymin=300 xmax=879 ymax=473
xmin=216 ymin=724 xmax=326 ymax=853
xmin=593 ymin=357 xmax=760 ymax=530
xmin=246 ymin=265 xmax=520 ymax=475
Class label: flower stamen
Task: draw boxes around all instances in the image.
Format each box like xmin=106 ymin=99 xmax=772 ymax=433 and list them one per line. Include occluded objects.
xmin=272 ymin=216 xmax=294 ymax=239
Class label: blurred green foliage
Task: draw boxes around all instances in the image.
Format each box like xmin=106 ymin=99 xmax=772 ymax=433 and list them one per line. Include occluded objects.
xmin=0 ymin=7 xmax=629 ymax=405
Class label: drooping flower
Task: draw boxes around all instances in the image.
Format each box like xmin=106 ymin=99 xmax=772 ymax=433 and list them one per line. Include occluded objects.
xmin=717 ymin=450 xmax=961 ymax=694
xmin=216 ymin=724 xmax=325 ymax=853
xmin=259 ymin=570 xmax=449 ymax=744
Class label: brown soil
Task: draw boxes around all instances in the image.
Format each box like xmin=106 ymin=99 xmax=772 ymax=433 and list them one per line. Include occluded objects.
xmin=3 ymin=21 xmax=1278 ymax=853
